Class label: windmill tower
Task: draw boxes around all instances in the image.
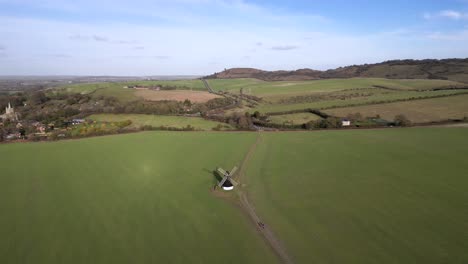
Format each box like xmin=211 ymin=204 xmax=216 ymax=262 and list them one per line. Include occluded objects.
xmin=216 ymin=166 xmax=239 ymax=191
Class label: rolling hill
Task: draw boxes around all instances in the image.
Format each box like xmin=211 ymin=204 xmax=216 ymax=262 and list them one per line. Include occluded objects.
xmin=205 ymin=58 xmax=468 ymax=83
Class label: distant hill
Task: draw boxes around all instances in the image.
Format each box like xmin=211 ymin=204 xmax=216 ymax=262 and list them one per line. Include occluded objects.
xmin=205 ymin=59 xmax=468 ymax=83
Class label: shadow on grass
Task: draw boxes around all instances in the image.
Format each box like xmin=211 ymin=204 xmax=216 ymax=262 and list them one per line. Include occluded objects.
xmin=203 ymin=168 xmax=223 ymax=186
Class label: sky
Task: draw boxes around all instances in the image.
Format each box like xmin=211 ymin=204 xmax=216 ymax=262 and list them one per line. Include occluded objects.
xmin=0 ymin=0 xmax=468 ymax=75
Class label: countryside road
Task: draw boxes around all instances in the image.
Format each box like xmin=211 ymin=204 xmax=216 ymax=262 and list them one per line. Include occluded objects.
xmin=237 ymin=133 xmax=294 ymax=264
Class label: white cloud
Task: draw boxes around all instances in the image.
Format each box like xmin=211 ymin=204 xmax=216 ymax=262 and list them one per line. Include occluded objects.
xmin=1 ymin=2 xmax=468 ymax=75
xmin=271 ymin=45 xmax=299 ymax=51
xmin=424 ymin=10 xmax=468 ymax=20
xmin=427 ymin=30 xmax=468 ymax=40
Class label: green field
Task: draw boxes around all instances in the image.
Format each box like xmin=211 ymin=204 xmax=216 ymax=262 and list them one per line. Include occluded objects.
xmin=325 ymin=94 xmax=468 ymax=123
xmin=88 ymin=114 xmax=232 ymax=130
xmin=267 ymin=112 xmax=322 ymax=125
xmin=1 ymin=127 xmax=468 ymax=263
xmin=246 ymin=128 xmax=468 ymax=263
xmin=0 ymin=132 xmax=277 ymax=264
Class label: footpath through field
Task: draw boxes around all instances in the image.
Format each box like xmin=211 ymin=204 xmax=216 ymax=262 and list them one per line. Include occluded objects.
xmin=236 ymin=133 xmax=294 ymax=264
xmin=201 ymin=79 xmax=215 ymax=93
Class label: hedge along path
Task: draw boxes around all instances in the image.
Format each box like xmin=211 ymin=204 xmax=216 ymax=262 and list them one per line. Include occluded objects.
xmin=235 ymin=132 xmax=294 ymax=264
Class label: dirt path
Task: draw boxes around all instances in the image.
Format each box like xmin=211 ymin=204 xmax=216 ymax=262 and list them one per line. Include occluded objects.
xmin=236 ymin=133 xmax=294 ymax=264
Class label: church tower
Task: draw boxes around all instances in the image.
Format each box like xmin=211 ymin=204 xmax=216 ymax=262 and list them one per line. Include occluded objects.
xmin=1 ymin=102 xmax=17 ymax=121
xmin=6 ymin=102 xmax=13 ymax=114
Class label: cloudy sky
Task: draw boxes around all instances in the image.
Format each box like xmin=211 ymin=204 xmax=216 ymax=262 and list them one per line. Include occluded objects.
xmin=0 ymin=0 xmax=468 ymax=75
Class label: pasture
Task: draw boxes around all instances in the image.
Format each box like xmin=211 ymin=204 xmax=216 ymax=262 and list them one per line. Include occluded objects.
xmin=246 ymin=128 xmax=468 ymax=263
xmin=324 ymin=94 xmax=468 ymax=123
xmin=88 ymin=114 xmax=232 ymax=130
xmin=0 ymin=132 xmax=276 ymax=264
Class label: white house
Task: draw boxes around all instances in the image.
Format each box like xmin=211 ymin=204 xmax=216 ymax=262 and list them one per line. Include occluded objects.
xmin=342 ymin=119 xmax=351 ymax=127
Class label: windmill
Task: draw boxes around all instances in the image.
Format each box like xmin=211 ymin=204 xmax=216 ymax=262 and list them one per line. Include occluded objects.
xmin=216 ymin=166 xmax=239 ymax=191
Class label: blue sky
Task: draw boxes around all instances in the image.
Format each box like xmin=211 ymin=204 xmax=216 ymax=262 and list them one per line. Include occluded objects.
xmin=0 ymin=0 xmax=467 ymax=75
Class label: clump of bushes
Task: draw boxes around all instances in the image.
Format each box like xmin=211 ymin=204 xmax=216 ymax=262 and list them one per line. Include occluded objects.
xmin=394 ymin=114 xmax=412 ymax=127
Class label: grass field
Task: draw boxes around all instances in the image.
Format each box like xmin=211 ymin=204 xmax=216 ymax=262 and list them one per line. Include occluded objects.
xmin=0 ymin=132 xmax=277 ymax=264
xmin=88 ymin=114 xmax=232 ymax=130
xmin=324 ymin=94 xmax=468 ymax=123
xmin=246 ymin=128 xmax=468 ymax=263
xmin=267 ymin=112 xmax=322 ymax=125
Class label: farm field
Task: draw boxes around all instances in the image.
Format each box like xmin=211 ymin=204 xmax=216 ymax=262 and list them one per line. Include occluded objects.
xmin=245 ymin=128 xmax=468 ymax=264
xmin=267 ymin=112 xmax=322 ymax=125
xmin=207 ymin=78 xmax=466 ymax=98
xmin=135 ymin=89 xmax=220 ymax=103
xmin=324 ymin=94 xmax=468 ymax=123
xmin=88 ymin=114 xmax=232 ymax=130
xmin=0 ymin=132 xmax=277 ymax=264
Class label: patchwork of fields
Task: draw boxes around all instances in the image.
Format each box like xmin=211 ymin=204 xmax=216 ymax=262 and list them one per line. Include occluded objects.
xmin=56 ymin=77 xmax=468 ymax=124
xmin=1 ymin=128 xmax=467 ymax=263
xmin=204 ymin=78 xmax=468 ymax=119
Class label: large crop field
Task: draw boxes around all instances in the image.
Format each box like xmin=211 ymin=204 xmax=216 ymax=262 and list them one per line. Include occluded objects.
xmin=246 ymin=128 xmax=468 ymax=263
xmin=88 ymin=114 xmax=232 ymax=130
xmin=0 ymin=132 xmax=277 ymax=264
xmin=1 ymin=128 xmax=467 ymax=263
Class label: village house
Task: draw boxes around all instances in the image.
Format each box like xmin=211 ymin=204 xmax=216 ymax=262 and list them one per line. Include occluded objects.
xmin=71 ymin=119 xmax=86 ymax=125
xmin=341 ymin=119 xmax=351 ymax=127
